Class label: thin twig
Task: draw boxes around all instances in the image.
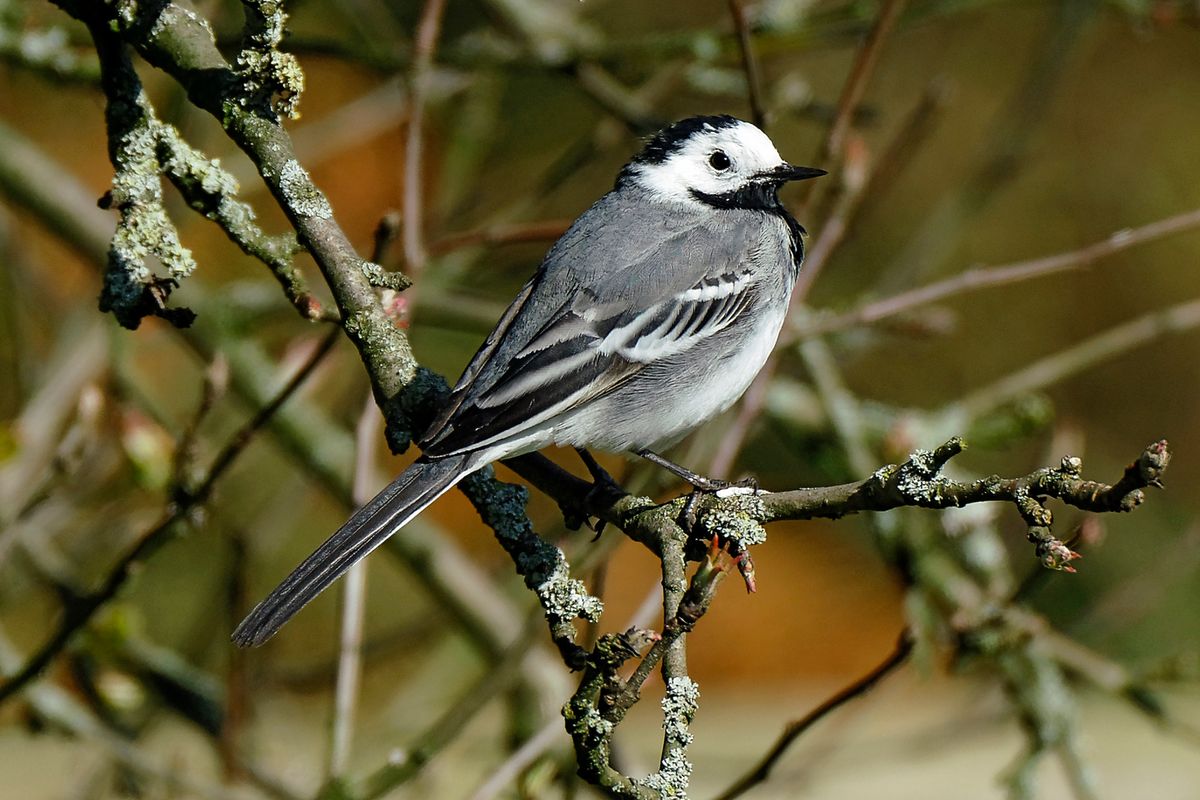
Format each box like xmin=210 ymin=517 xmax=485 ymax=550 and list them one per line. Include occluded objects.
xmin=799 ymin=0 xmax=908 ymax=209
xmin=727 ymin=0 xmax=767 ymax=129
xmin=712 ymin=633 xmax=913 ymax=800
xmin=428 ymin=219 xmax=573 ymax=256
xmin=796 ymin=207 xmax=1200 ymax=338
xmin=466 ymin=716 xmax=564 ymax=800
xmin=947 ymin=297 xmax=1200 ymax=427
xmin=824 ymin=0 xmax=907 ymax=160
xmin=352 ymin=616 xmax=545 ymax=800
xmin=326 ymin=397 xmax=380 ymax=780
xmin=0 ymin=329 xmax=340 ymax=705
xmin=191 ymin=329 xmax=340 ymax=503
xmin=402 ymin=0 xmax=449 ymax=274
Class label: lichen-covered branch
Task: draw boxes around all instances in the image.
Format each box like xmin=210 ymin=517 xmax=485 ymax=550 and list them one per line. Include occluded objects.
xmin=87 ymin=15 xmax=197 ymax=329
xmin=563 ymin=542 xmax=730 ymax=797
xmin=760 ymin=438 xmax=1169 ymax=569
xmin=53 ymin=0 xmax=416 ymax=408
xmin=159 ymin=134 xmax=325 ymax=320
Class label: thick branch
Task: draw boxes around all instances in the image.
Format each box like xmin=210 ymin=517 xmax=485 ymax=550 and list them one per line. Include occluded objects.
xmin=53 ymin=0 xmax=416 ymax=414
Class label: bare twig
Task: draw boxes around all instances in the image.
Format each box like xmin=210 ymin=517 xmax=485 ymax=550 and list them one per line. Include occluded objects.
xmin=350 ymin=617 xmax=545 ymax=800
xmin=402 ymin=0 xmax=449 ymax=274
xmin=428 ymin=219 xmax=573 ymax=256
xmin=946 ymin=298 xmax=1200 ymax=428
xmin=798 ymin=207 xmax=1200 ymax=338
xmin=467 ymin=715 xmax=564 ymax=800
xmin=713 ymin=633 xmax=913 ymax=800
xmin=326 ymin=397 xmax=381 ymax=781
xmin=800 ymin=0 xmax=908 ymax=209
xmin=0 ymin=329 xmax=340 ymax=705
xmin=727 ymin=0 xmax=767 ymax=129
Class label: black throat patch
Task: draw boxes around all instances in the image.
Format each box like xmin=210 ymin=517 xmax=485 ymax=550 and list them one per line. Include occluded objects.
xmin=691 ymin=182 xmax=807 ymax=268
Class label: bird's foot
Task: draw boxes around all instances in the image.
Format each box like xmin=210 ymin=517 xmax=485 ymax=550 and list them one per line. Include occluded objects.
xmin=570 ymin=448 xmax=624 ymax=538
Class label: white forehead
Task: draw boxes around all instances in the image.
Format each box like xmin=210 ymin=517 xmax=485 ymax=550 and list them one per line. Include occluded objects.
xmin=626 ymin=119 xmax=785 ymax=205
xmin=673 ymin=121 xmax=783 ymax=168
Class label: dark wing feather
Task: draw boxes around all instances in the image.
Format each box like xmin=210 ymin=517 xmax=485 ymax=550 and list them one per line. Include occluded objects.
xmin=421 ymin=270 xmax=758 ymax=458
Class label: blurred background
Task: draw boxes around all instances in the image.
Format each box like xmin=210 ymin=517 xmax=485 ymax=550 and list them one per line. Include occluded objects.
xmin=1 ymin=0 xmax=1198 ymax=798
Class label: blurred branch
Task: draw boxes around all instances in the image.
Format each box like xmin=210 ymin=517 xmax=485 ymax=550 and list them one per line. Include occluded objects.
xmin=941 ymin=298 xmax=1200 ymax=431
xmin=401 ymin=0 xmax=448 ymax=274
xmin=467 ymin=714 xmax=564 ymax=800
xmin=714 ymin=632 xmax=913 ymax=800
xmin=0 ymin=329 xmax=339 ymax=706
xmin=429 ymin=219 xmax=572 ymax=256
xmin=799 ymin=207 xmax=1200 ymax=338
xmin=800 ymin=0 xmax=907 ymax=208
xmin=0 ymin=14 xmax=100 ymax=82
xmin=571 ymin=62 xmax=665 ymax=133
xmin=325 ymin=398 xmax=379 ymax=783
xmin=0 ymin=626 xmax=258 ymax=800
xmin=880 ymin=0 xmax=1094 ymax=287
xmin=726 ymin=0 xmax=766 ymax=129
xmin=349 ymin=616 xmax=545 ymax=800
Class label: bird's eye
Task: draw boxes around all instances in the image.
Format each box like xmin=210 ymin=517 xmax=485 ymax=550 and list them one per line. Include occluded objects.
xmin=708 ymin=150 xmax=731 ymax=171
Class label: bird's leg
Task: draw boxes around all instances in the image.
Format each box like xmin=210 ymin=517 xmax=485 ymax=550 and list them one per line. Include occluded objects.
xmin=573 ymin=448 xmax=623 ymax=537
xmin=635 ymin=449 xmax=756 ymax=492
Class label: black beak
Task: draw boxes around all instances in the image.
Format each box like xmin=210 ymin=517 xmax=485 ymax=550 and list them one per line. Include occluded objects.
xmin=758 ymin=163 xmax=827 ymax=183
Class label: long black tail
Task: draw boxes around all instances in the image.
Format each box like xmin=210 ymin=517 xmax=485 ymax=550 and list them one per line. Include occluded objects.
xmin=232 ymin=453 xmax=473 ymax=647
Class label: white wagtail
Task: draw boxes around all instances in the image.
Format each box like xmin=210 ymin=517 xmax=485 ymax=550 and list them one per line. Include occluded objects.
xmin=233 ymin=115 xmax=824 ymax=646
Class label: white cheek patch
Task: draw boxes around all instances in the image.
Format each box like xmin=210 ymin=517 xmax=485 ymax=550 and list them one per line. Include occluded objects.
xmin=629 ymin=160 xmax=709 ymax=206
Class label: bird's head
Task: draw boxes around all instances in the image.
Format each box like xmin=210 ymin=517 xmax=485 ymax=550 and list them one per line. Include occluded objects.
xmin=617 ymin=115 xmax=825 ymax=210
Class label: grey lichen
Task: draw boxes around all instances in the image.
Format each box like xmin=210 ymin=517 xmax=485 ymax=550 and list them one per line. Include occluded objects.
xmin=660 ymin=676 xmax=699 ymax=744
xmin=278 ymin=159 xmax=331 ymax=219
xmin=535 ymin=553 xmax=605 ymax=624
xmin=236 ymin=0 xmax=304 ymax=119
xmin=361 ymin=259 xmax=412 ymax=292
xmin=639 ymin=750 xmax=693 ymax=798
xmin=894 ymin=447 xmax=951 ymax=501
xmin=100 ymin=83 xmax=198 ymax=329
xmin=636 ymin=676 xmax=700 ymax=797
xmin=159 ymin=131 xmax=313 ymax=311
xmin=698 ymin=492 xmax=767 ymax=550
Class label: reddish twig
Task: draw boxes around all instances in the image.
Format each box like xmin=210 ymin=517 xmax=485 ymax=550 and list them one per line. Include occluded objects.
xmin=796 ymin=207 xmax=1200 ymax=339
xmin=712 ymin=633 xmax=913 ymax=800
xmin=727 ymin=0 xmax=767 ymax=129
xmin=401 ymin=0 xmax=449 ymax=275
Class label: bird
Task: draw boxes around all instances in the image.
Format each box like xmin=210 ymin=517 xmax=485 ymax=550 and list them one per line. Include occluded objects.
xmin=233 ymin=115 xmax=825 ymax=647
